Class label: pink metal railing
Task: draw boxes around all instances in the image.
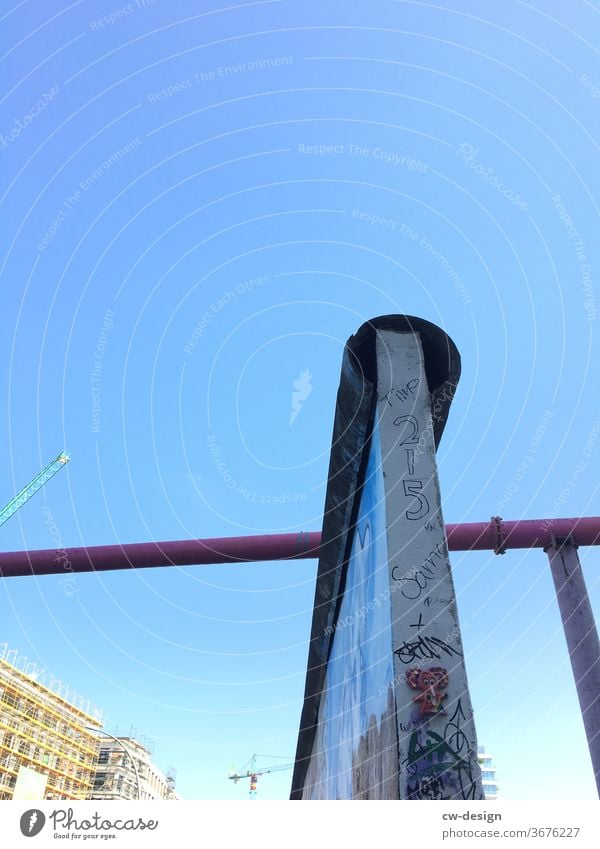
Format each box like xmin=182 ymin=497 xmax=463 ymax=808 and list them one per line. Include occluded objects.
xmin=0 ymin=516 xmax=598 ymax=578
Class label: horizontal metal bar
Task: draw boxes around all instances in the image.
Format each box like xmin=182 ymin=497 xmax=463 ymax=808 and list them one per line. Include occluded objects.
xmin=445 ymin=516 xmax=600 ymax=552
xmin=1 ymin=517 xmax=599 ymax=579
xmin=0 ymin=532 xmax=322 ymax=578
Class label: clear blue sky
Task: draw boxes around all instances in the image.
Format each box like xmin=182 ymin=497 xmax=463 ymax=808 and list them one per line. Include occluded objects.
xmin=1 ymin=0 xmax=600 ymax=800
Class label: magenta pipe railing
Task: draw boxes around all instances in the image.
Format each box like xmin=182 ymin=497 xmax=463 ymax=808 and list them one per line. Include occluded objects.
xmin=0 ymin=517 xmax=599 ymax=579
xmin=0 ymin=532 xmax=322 ymax=579
xmin=445 ymin=516 xmax=600 ymax=552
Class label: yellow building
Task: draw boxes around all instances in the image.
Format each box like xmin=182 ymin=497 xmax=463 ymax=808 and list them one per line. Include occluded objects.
xmin=0 ymin=645 xmax=102 ymax=801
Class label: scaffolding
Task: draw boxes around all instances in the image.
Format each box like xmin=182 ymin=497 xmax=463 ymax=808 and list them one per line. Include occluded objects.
xmin=0 ymin=645 xmax=102 ymax=800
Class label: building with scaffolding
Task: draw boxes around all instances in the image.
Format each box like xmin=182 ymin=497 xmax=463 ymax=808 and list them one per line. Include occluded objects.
xmin=0 ymin=644 xmax=102 ymax=801
xmin=91 ymin=735 xmax=179 ymax=800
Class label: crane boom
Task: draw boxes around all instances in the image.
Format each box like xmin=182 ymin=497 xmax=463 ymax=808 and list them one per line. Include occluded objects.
xmin=228 ymin=754 xmax=293 ymax=796
xmin=228 ymin=762 xmax=294 ymax=781
xmin=0 ymin=453 xmax=70 ymax=528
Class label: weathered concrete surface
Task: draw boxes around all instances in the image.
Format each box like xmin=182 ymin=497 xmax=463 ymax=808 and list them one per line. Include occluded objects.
xmin=291 ymin=315 xmax=473 ymax=800
xmin=376 ymin=329 xmax=482 ymax=800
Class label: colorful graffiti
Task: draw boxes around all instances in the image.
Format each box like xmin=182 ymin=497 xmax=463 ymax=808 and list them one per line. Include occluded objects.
xmin=404 ymin=700 xmax=481 ymax=800
xmin=375 ymin=328 xmax=482 ymax=800
xmin=406 ymin=667 xmax=448 ymax=716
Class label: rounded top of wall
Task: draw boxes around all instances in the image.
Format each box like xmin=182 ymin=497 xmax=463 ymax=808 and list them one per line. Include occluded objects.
xmin=345 ymin=314 xmax=461 ymax=447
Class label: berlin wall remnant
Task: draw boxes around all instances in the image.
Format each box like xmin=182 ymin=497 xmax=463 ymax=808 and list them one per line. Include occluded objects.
xmin=290 ymin=315 xmax=482 ymax=800
xmin=376 ymin=328 xmax=482 ymax=800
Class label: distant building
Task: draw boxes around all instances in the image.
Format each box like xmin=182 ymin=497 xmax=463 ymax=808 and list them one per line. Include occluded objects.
xmin=91 ymin=737 xmax=179 ymax=800
xmin=0 ymin=645 xmax=102 ymax=800
xmin=478 ymin=746 xmax=499 ymax=799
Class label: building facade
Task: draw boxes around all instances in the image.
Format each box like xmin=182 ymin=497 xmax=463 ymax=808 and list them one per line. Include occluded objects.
xmin=0 ymin=647 xmax=102 ymax=801
xmin=91 ymin=737 xmax=179 ymax=800
xmin=478 ymin=746 xmax=499 ymax=800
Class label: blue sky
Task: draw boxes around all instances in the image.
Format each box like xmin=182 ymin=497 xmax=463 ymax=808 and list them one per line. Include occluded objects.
xmin=1 ymin=0 xmax=600 ymax=800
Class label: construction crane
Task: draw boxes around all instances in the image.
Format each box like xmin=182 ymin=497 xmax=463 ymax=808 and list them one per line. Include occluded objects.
xmin=228 ymin=754 xmax=293 ymax=798
xmin=0 ymin=453 xmax=70 ymax=528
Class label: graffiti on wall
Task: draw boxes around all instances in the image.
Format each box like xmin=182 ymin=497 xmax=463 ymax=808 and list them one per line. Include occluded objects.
xmin=404 ymin=700 xmax=480 ymax=800
xmin=406 ymin=667 xmax=448 ymax=716
xmin=376 ymin=329 xmax=482 ymax=800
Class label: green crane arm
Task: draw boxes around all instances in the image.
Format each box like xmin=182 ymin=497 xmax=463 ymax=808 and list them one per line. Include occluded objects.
xmin=0 ymin=453 xmax=70 ymax=527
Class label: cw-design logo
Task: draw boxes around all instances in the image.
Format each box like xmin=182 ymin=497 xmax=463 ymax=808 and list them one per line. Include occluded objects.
xmin=19 ymin=810 xmax=45 ymax=837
